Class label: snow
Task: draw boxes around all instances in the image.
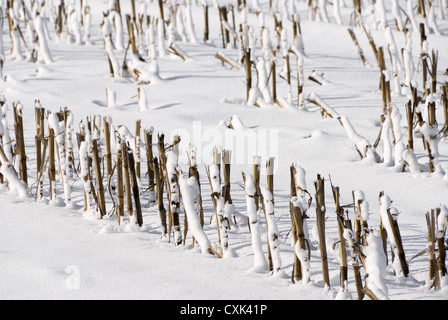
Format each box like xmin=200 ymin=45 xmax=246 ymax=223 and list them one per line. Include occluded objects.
xmin=178 ymin=172 xmax=211 ymax=255
xmin=243 ymin=173 xmax=268 ymax=272
xmin=0 ymin=0 xmax=448 ymax=302
xmin=363 ymin=230 xmax=389 ymax=300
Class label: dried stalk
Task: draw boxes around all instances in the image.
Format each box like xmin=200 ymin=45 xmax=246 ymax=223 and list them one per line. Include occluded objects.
xmin=386 ymin=208 xmax=409 ymax=277
xmin=122 ymin=140 xmax=133 ymax=220
xmin=290 ymin=200 xmax=309 ymax=283
xmin=266 ymin=157 xmax=274 ymax=200
xmin=441 ymin=84 xmax=448 ymax=136
xmin=103 ymin=117 xmax=112 ymax=181
xmin=426 ymin=210 xmax=439 ymax=288
xmin=290 ymin=165 xmax=310 ymax=283
xmin=429 ymin=50 xmax=438 ymax=94
xmin=361 ymin=23 xmax=378 ymax=64
xmin=134 ymin=120 xmax=141 ymax=180
xmin=188 ymin=145 xmax=203 ymax=227
xmin=347 ymin=28 xmax=370 ymax=67
xmin=116 ymin=136 xmax=124 ymax=225
xmin=289 ymin=166 xmax=302 ymax=282
xmin=13 ymin=102 xmax=27 ymax=185
xmin=252 ymin=156 xmax=260 ymax=211
xmin=245 ymin=49 xmax=252 ymax=102
xmin=344 ymin=222 xmax=365 ymax=300
xmin=144 ymin=128 xmax=156 ymax=207
xmin=378 ymin=47 xmax=390 ymax=115
xmin=205 ymin=164 xmax=223 ymax=258
xmin=221 ymin=149 xmax=232 ymax=207
xmin=203 ymin=4 xmax=209 ymax=42
xmin=128 ymin=147 xmax=143 ymax=227
xmin=48 ymin=125 xmax=56 ymax=200
xmin=35 ymin=102 xmax=45 ymax=199
xmin=330 ymin=183 xmax=348 ymax=290
xmin=153 ymin=156 xmax=167 ymax=237
xmin=315 ymin=174 xmax=330 ymax=288
xmin=215 ymin=52 xmax=242 ymax=70
xmin=436 ymin=208 xmax=447 ymax=279
xmin=125 ymin=14 xmax=137 ymax=55
xmin=218 ymin=6 xmax=230 ymax=48
xmin=91 ymin=139 xmax=106 ymax=217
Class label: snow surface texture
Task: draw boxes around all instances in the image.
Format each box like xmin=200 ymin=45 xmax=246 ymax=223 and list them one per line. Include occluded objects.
xmin=0 ymin=0 xmax=448 ymax=300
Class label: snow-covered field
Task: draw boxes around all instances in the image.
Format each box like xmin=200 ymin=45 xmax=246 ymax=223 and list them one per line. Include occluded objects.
xmin=1 ymin=0 xmax=448 ymax=301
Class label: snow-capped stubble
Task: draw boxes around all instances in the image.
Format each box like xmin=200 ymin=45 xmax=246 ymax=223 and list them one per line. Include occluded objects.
xmin=166 ymin=121 xmax=279 ymax=171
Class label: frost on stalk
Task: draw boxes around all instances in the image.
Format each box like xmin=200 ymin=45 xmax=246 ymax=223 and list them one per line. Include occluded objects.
xmin=437 ymin=205 xmax=448 ymax=239
xmin=427 ymin=5 xmax=441 ymax=36
xmin=166 ymin=151 xmax=182 ymax=246
xmin=390 ymin=106 xmax=406 ymax=166
xmin=178 ymin=172 xmax=212 ymax=255
xmin=415 ymin=99 xmax=441 ymax=173
xmin=209 ymin=164 xmax=232 ymax=258
xmin=379 ymin=194 xmax=406 ymax=277
xmin=243 ymin=173 xmax=268 ymax=272
xmin=402 ymin=33 xmax=415 ymax=87
xmin=353 ymin=190 xmax=370 ymax=225
xmin=34 ymin=12 xmax=53 ymax=64
xmin=1 ymin=99 xmax=13 ymax=163
xmin=402 ymin=148 xmax=423 ymax=173
xmin=291 ymin=163 xmax=312 ymax=243
xmin=280 ymin=29 xmax=292 ymax=104
xmin=339 ymin=116 xmax=378 ymax=162
xmin=83 ymin=6 xmax=92 ymax=45
xmin=68 ymin=10 xmax=82 ymax=45
xmin=341 ymin=228 xmax=360 ymax=300
xmin=363 ymin=230 xmax=390 ymax=300
xmin=291 ymin=198 xmax=311 ymax=284
xmin=174 ymin=4 xmax=188 ymax=43
xmin=79 ymin=141 xmax=95 ymax=216
xmin=406 ymin=0 xmax=419 ymax=32
xmin=48 ymin=112 xmax=72 ymax=207
xmin=106 ymin=88 xmax=117 ymax=107
xmin=0 ymin=110 xmax=3 ymax=138
xmin=117 ymin=125 xmax=135 ymax=151
xmin=157 ymin=18 xmax=167 ymax=57
xmin=256 ymin=57 xmax=273 ymax=105
xmin=318 ymin=0 xmax=330 ymax=23
xmin=93 ymin=115 xmax=102 ymax=141
xmin=138 ymin=87 xmax=148 ymax=111
xmin=260 ymin=186 xmax=285 ymax=276
xmin=380 ymin=114 xmax=394 ymax=166
xmin=384 ymin=26 xmax=402 ymax=95
xmin=391 ymin=0 xmax=403 ymax=31
xmin=10 ymin=12 xmax=24 ymax=61
xmin=0 ymin=101 xmax=28 ymax=198
xmin=101 ymin=18 xmax=121 ymax=78
xmin=184 ymin=0 xmax=198 ymax=44
xmin=309 ymin=70 xmax=328 ymax=86
xmin=132 ymin=54 xmax=161 ymax=84
xmin=251 ymin=0 xmax=262 ymax=13
xmin=107 ymin=10 xmax=125 ymax=51
xmin=375 ymin=0 xmax=388 ymax=29
xmin=209 ymin=164 xmax=221 ymax=196
xmin=333 ymin=0 xmax=342 ymax=25
xmin=65 ymin=111 xmax=75 ymax=182
xmin=145 ymin=19 xmax=157 ymax=60
xmin=0 ymin=9 xmax=3 ymax=57
xmin=261 ymin=27 xmax=272 ymax=62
